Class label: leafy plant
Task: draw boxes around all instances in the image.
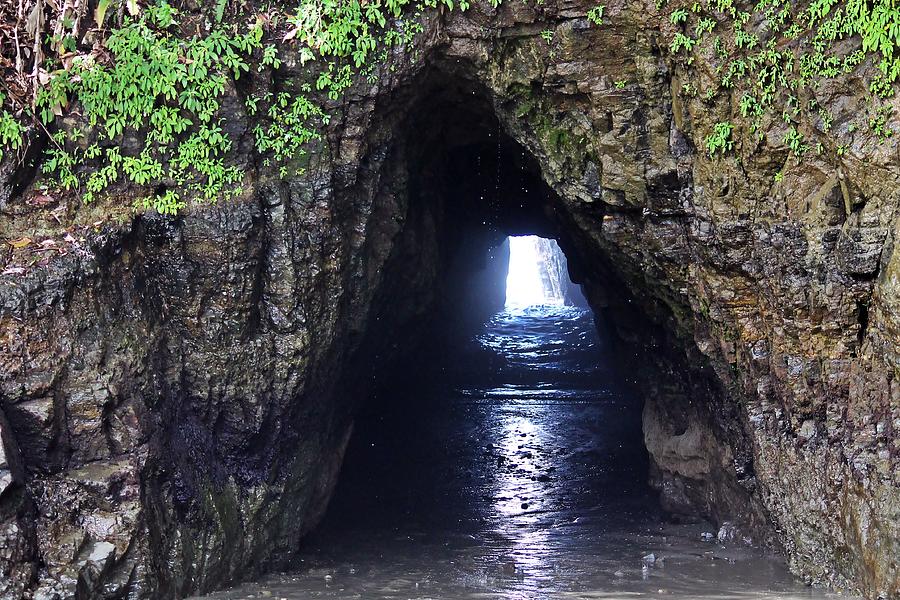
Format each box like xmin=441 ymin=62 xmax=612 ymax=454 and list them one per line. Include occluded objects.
xmin=696 ymin=17 xmax=716 ymax=36
xmin=869 ymin=104 xmax=894 ymax=140
xmin=784 ymin=126 xmax=808 ymax=156
xmin=705 ymin=121 xmax=734 ymax=155
xmin=670 ymin=32 xmax=697 ymax=53
xmin=253 ymin=92 xmax=328 ymax=164
xmin=739 ymin=93 xmax=761 ymax=118
xmin=671 ymin=8 xmax=689 ymax=24
xmin=1 ymin=0 xmax=470 ymax=215
xmin=587 ymin=4 xmax=606 ymax=25
xmin=0 ymin=94 xmax=24 ymax=162
xmin=8 ymin=0 xmax=900 ymax=218
xmin=27 ymin=2 xmax=271 ymax=211
xmin=140 ymin=190 xmax=185 ymax=215
xmin=660 ymin=0 xmax=900 ymax=165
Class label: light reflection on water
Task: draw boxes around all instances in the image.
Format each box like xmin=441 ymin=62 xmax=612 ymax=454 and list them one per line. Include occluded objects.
xmin=193 ymin=306 xmax=851 ymax=600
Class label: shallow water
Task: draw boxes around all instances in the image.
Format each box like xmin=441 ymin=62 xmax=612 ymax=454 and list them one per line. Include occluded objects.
xmin=195 ymin=306 xmax=848 ymax=600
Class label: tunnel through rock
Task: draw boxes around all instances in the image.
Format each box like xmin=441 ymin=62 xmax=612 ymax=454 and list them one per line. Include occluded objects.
xmin=311 ymin=71 xmax=772 ymax=559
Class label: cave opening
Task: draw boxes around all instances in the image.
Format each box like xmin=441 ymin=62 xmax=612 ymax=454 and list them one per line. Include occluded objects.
xmin=193 ymin=70 xmax=811 ymax=599
xmin=504 ymin=235 xmax=586 ymax=308
xmin=265 ymin=72 xmax=679 ymax=591
xmin=232 ymin=68 xmax=791 ymax=599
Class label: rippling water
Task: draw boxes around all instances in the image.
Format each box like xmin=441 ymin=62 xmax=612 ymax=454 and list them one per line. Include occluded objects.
xmin=195 ymin=306 xmax=847 ymax=600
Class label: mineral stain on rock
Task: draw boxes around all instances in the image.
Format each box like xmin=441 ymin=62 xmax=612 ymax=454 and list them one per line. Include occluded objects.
xmin=0 ymin=0 xmax=898 ymax=599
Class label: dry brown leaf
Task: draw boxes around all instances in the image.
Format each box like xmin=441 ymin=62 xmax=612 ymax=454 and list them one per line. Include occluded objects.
xmin=8 ymin=237 xmax=32 ymax=249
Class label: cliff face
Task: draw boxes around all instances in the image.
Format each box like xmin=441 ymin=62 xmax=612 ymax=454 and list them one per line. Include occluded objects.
xmin=0 ymin=1 xmax=897 ymax=599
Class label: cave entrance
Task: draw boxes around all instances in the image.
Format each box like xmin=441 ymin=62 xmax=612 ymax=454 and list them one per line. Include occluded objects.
xmin=205 ymin=71 xmax=800 ymax=599
xmin=287 ymin=74 xmax=669 ymax=593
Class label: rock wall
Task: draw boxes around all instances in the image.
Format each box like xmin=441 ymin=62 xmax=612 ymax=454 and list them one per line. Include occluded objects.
xmin=0 ymin=0 xmax=897 ymax=598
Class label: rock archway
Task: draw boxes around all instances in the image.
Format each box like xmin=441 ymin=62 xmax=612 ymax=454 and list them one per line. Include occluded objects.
xmin=0 ymin=2 xmax=897 ymax=600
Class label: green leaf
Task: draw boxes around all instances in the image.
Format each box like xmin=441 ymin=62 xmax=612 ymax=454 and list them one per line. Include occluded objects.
xmin=215 ymin=0 xmax=227 ymax=22
xmin=94 ymin=0 xmax=113 ymax=27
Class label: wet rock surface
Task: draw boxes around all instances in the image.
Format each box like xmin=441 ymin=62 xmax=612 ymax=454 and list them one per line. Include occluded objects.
xmin=0 ymin=0 xmax=898 ymax=598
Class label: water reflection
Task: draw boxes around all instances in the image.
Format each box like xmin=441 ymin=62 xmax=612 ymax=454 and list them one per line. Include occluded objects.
xmin=193 ymin=306 xmax=852 ymax=600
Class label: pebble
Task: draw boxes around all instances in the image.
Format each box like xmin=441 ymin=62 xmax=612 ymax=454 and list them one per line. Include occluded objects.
xmin=717 ymin=521 xmax=738 ymax=543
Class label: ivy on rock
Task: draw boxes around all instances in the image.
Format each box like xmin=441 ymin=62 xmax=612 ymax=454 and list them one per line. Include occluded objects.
xmin=0 ymin=0 xmax=899 ymax=214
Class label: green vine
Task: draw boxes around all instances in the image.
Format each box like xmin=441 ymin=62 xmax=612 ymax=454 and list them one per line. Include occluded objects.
xmin=0 ymin=0 xmax=454 ymax=214
xmin=30 ymin=3 xmax=263 ymax=206
xmin=664 ymin=0 xmax=900 ymax=159
xmin=1 ymin=0 xmax=900 ymax=216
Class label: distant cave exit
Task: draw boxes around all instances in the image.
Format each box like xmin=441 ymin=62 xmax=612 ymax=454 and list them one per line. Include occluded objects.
xmin=505 ymin=235 xmax=587 ymax=308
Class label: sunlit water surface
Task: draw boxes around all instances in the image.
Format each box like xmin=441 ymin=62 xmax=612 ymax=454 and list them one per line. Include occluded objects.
xmin=194 ymin=306 xmax=848 ymax=600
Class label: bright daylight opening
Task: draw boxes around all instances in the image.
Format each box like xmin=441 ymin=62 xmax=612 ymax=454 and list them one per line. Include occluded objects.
xmin=505 ymin=235 xmax=566 ymax=308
